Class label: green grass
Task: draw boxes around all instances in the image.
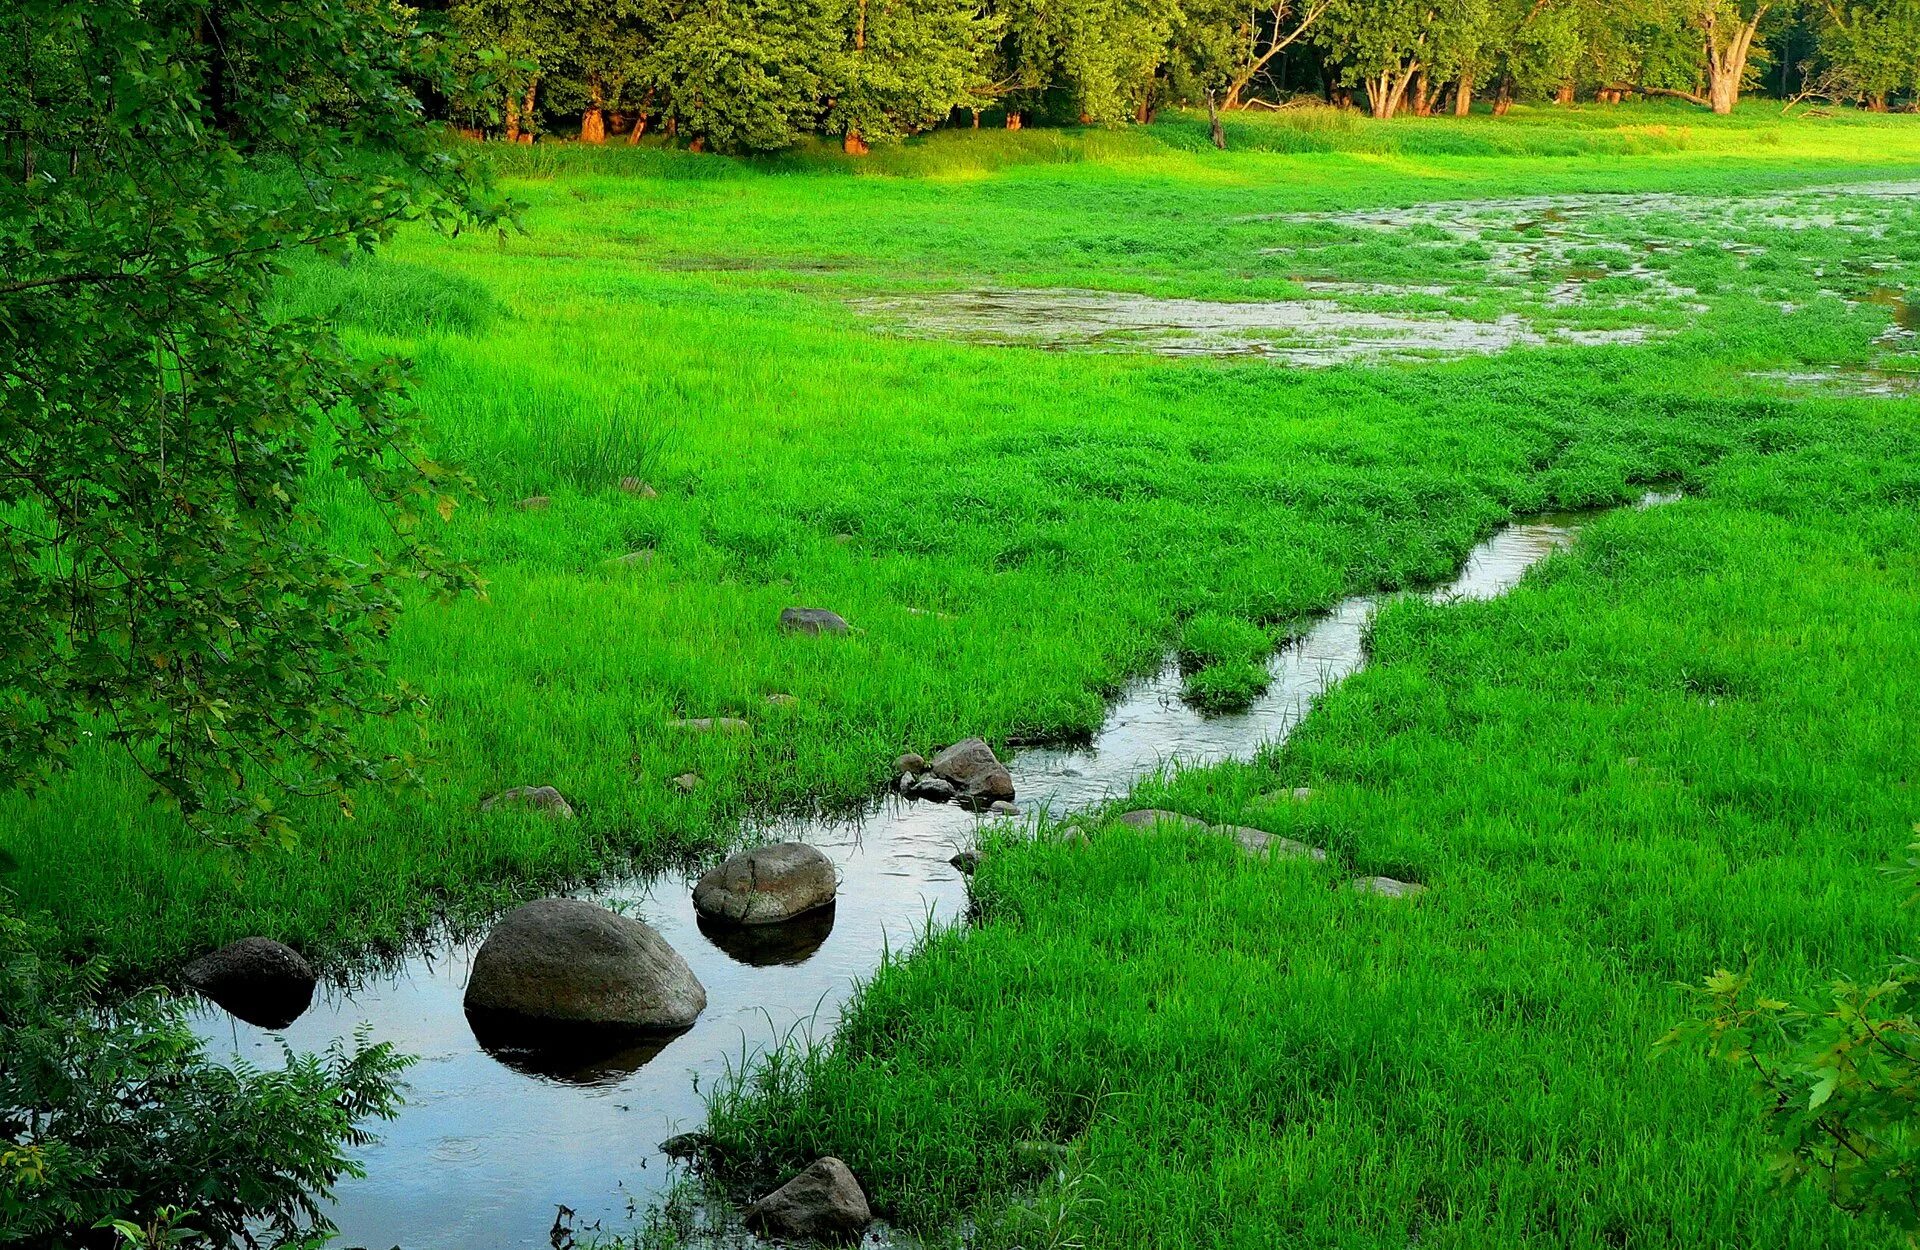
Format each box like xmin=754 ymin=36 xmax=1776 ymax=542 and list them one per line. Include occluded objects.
xmin=702 ymin=402 xmax=1920 ymax=1249
xmin=2 ymin=101 xmax=1918 ymax=1002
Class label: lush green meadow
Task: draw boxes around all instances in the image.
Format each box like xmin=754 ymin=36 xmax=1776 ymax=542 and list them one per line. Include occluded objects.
xmin=4 ymin=94 xmax=1918 ymax=1044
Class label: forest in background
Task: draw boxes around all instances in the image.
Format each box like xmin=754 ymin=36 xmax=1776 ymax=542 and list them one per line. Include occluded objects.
xmin=434 ymin=0 xmax=1920 ymax=151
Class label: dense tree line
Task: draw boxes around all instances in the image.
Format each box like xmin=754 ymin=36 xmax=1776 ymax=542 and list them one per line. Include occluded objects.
xmin=442 ymin=0 xmax=1920 ymax=149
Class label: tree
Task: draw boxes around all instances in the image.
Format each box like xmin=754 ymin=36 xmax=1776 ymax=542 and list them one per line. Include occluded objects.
xmin=1175 ymin=0 xmax=1335 ymax=108
xmin=1317 ymin=0 xmax=1489 ymax=117
xmin=1815 ymin=0 xmax=1920 ymax=110
xmin=827 ymin=0 xmax=1002 ymax=151
xmin=451 ymin=0 xmax=575 ymax=138
xmin=546 ymin=0 xmax=661 ymax=141
xmin=647 ymin=0 xmax=840 ymax=151
xmin=0 ymin=0 xmax=503 ymax=845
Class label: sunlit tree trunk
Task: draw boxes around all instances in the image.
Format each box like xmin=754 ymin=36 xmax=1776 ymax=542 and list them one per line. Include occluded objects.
xmin=581 ymin=80 xmax=606 ymax=143
xmin=1455 ymin=69 xmax=1473 ymax=115
xmin=1701 ymin=5 xmax=1769 ymax=115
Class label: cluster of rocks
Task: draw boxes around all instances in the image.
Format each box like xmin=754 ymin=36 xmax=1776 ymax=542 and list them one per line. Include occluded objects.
xmin=894 ymin=738 xmax=1018 ymax=815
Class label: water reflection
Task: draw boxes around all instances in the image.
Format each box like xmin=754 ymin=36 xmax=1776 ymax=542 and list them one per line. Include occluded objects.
xmin=697 ymin=906 xmax=837 ymax=968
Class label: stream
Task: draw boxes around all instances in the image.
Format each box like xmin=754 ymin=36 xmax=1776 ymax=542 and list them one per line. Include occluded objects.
xmin=189 ymin=491 xmax=1676 ymax=1250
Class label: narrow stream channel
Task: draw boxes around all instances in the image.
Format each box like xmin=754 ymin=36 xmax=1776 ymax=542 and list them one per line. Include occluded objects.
xmin=189 ymin=491 xmax=1676 ymax=1250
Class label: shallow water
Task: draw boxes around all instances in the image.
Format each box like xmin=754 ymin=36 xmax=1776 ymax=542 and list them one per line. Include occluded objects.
xmin=190 ymin=494 xmax=1672 ymax=1250
xmin=851 ymin=287 xmax=1643 ymax=363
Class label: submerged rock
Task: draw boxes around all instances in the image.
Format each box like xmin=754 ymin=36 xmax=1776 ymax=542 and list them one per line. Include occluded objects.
xmin=779 ymin=607 xmax=850 ymax=636
xmin=1114 ymin=809 xmax=1207 ymax=830
xmin=1215 ymin=824 xmax=1326 ymax=861
xmin=692 ymin=843 xmax=837 ymax=925
xmin=659 ymin=1131 xmax=714 ymax=1161
xmin=464 ymin=899 xmax=706 ymax=1032
xmin=988 ymin=800 xmax=1021 ymax=817
xmin=183 ymin=937 xmax=317 ymax=1030
xmin=480 ymin=785 xmax=575 ymax=819
xmin=744 ymin=1157 xmax=873 ymax=1243
xmin=1351 ymin=875 xmax=1426 ymax=899
xmin=929 ymin=737 xmax=1014 ymax=804
xmin=950 ymin=849 xmax=982 ymax=875
xmin=906 ymin=775 xmax=956 ymax=802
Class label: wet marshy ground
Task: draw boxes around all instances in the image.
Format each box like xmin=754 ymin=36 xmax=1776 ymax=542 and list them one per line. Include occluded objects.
xmin=190 ymin=493 xmax=1675 ymax=1250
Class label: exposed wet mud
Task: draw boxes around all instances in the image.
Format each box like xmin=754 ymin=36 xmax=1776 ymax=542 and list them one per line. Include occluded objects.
xmin=190 ymin=492 xmax=1677 ymax=1250
xmin=851 ymin=287 xmax=1643 ymax=363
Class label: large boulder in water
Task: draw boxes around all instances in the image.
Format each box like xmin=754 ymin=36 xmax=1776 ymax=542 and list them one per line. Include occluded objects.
xmin=744 ymin=1157 xmax=873 ymax=1243
xmin=184 ymin=937 xmax=317 ymax=1029
xmin=929 ymin=737 xmax=1014 ymax=805
xmin=692 ymin=842 xmax=837 ymax=925
xmin=464 ymin=899 xmax=706 ymax=1032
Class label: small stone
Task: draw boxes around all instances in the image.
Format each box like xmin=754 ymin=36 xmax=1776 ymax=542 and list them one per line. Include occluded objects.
xmin=1291 ymin=786 xmax=1314 ymax=802
xmin=950 ymin=849 xmax=982 ymax=875
xmin=515 ymin=495 xmax=551 ymax=512
xmin=928 ymin=737 xmax=1015 ymax=803
xmin=692 ymin=843 xmax=837 ymax=925
xmin=669 ymin=717 xmax=751 ymax=735
xmin=670 ymin=772 xmax=701 ymax=793
xmin=765 ymin=692 xmax=798 ymax=707
xmin=780 ymin=607 xmax=850 ymax=636
xmin=744 ymin=1157 xmax=872 ymax=1244
xmin=1114 ymin=809 xmax=1208 ymax=830
xmin=1216 ymin=824 xmax=1326 ymax=861
xmin=610 ymin=549 xmax=654 ymax=567
xmin=894 ymin=753 xmax=928 ymax=775
xmin=988 ymin=800 xmax=1021 ymax=816
xmin=1352 ymin=875 xmax=1427 ymax=899
xmin=907 ymin=775 xmax=956 ymax=802
xmin=619 ymin=477 xmax=659 ymax=498
xmin=831 ymin=532 xmax=855 ymax=545
xmin=183 ymin=937 xmax=317 ymax=1030
xmin=481 ymin=786 xmax=575 ymax=819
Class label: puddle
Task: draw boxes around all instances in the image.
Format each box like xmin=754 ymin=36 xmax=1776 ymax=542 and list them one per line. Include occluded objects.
xmin=1863 ymin=285 xmax=1919 ymax=340
xmin=190 ymin=493 xmax=1675 ymax=1250
xmin=1750 ymin=365 xmax=1920 ymax=398
xmin=850 ymin=288 xmax=1643 ymax=364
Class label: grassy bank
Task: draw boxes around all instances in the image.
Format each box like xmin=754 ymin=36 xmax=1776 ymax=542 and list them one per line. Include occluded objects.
xmin=1 ymin=104 xmax=1917 ymax=981
xmin=704 ymin=398 xmax=1920 ymax=1248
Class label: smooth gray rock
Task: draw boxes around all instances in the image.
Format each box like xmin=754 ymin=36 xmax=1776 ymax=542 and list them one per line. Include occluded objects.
xmin=1352 ymin=875 xmax=1427 ymax=899
xmin=894 ymin=752 xmax=928 ymax=776
xmin=692 ymin=843 xmax=837 ymax=925
xmin=659 ymin=1131 xmax=713 ymax=1161
xmin=765 ymin=692 xmax=798 ymax=707
xmin=670 ymin=772 xmax=701 ymax=793
xmin=988 ymin=800 xmax=1021 ymax=817
xmin=950 ymin=849 xmax=982 ymax=875
xmin=184 ymin=937 xmax=316 ymax=1029
xmin=481 ymin=785 xmax=575 ymax=819
xmin=1215 ymin=824 xmax=1326 ymax=861
xmin=610 ymin=549 xmax=654 ymax=567
xmin=1114 ymin=809 xmax=1208 ymax=830
xmin=929 ymin=737 xmax=1015 ymax=803
xmin=779 ymin=607 xmax=850 ymax=636
xmin=744 ymin=1157 xmax=873 ymax=1244
xmin=906 ymin=775 xmax=956 ymax=802
xmin=464 ymin=899 xmax=706 ymax=1031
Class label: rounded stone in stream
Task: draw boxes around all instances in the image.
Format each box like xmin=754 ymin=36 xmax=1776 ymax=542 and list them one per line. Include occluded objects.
xmin=988 ymin=800 xmax=1021 ymax=817
xmin=480 ymin=785 xmax=575 ymax=819
xmin=692 ymin=842 xmax=837 ymax=925
xmin=894 ymin=752 xmax=928 ymax=775
xmin=183 ymin=937 xmax=317 ymax=1030
xmin=779 ymin=607 xmax=850 ymax=636
xmin=464 ymin=898 xmax=706 ymax=1033
xmin=744 ymin=1156 xmax=873 ymax=1244
xmin=929 ymin=737 xmax=1015 ymax=804
xmin=950 ymin=849 xmax=982 ymax=875
xmin=906 ymin=774 xmax=956 ymax=802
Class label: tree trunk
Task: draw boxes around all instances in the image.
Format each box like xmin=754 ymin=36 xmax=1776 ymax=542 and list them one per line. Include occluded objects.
xmin=519 ymin=80 xmax=539 ymax=141
xmin=843 ymin=128 xmax=869 ymax=155
xmin=1868 ymin=91 xmax=1889 ymax=113
xmin=1555 ymin=80 xmax=1574 ymax=105
xmin=1410 ymin=70 xmax=1430 ymax=115
xmin=1136 ymin=98 xmax=1152 ymax=124
xmin=1454 ymin=69 xmax=1473 ymax=115
xmin=504 ymin=86 xmax=521 ymax=143
xmin=971 ymin=109 xmax=980 ymax=128
xmin=1494 ymin=76 xmax=1513 ymax=116
xmin=688 ymin=135 xmax=706 ymax=153
xmin=1206 ymin=90 xmax=1227 ymax=148
xmin=1006 ymin=111 xmax=1022 ymax=130
xmin=627 ymin=90 xmax=655 ymax=144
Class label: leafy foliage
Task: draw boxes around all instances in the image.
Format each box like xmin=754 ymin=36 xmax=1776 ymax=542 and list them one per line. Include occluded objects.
xmin=0 ymin=908 xmax=409 ymax=1243
xmin=1664 ymin=831 xmax=1920 ymax=1240
xmin=0 ymin=0 xmax=506 ymax=844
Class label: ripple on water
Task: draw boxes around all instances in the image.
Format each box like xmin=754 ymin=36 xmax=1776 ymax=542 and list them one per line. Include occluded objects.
xmin=188 ymin=492 xmax=1676 ymax=1250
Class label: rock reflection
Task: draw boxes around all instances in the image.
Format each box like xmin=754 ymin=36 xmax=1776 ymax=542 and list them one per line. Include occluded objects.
xmin=696 ymin=905 xmax=836 ymax=968
xmin=466 ymin=1009 xmax=686 ymax=1087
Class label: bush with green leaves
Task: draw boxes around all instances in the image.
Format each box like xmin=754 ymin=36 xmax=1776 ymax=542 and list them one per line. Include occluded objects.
xmin=0 ymin=0 xmax=506 ymax=846
xmin=1665 ymin=830 xmax=1920 ymax=1242
xmin=0 ymin=907 xmax=409 ymax=1244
